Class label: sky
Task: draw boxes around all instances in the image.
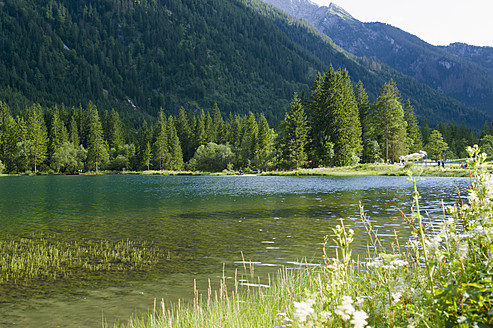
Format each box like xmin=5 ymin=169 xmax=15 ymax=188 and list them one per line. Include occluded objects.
xmin=312 ymin=0 xmax=493 ymax=47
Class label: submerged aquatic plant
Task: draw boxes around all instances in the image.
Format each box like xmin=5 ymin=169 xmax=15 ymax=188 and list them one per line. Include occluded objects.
xmin=0 ymin=235 xmax=167 ymax=284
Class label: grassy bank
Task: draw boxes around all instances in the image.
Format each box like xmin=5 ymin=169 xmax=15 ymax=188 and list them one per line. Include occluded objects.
xmin=118 ymin=146 xmax=492 ymax=327
xmin=4 ymin=161 xmax=482 ymax=177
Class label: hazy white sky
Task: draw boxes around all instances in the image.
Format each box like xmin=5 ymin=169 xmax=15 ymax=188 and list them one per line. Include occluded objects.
xmin=312 ymin=0 xmax=493 ymax=47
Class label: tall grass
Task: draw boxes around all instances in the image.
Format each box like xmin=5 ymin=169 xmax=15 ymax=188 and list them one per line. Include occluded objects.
xmin=120 ymin=145 xmax=492 ymax=328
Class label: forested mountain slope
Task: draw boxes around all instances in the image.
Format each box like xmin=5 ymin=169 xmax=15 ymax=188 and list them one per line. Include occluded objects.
xmin=261 ymin=0 xmax=493 ymax=122
xmin=0 ymin=0 xmax=489 ymax=129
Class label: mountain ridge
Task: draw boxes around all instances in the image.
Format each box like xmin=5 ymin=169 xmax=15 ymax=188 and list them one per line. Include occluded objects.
xmin=261 ymin=0 xmax=493 ymax=118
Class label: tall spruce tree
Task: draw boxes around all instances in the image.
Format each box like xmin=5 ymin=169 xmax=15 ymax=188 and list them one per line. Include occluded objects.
xmin=154 ymin=110 xmax=168 ymax=170
xmin=27 ymin=104 xmax=48 ymax=173
xmin=85 ymin=102 xmax=108 ymax=172
xmin=355 ymin=81 xmax=379 ymax=163
xmin=375 ymin=80 xmax=407 ymax=163
xmin=166 ymin=116 xmax=183 ymax=170
xmin=309 ymin=68 xmax=361 ymax=166
xmin=175 ymin=108 xmax=193 ymax=162
xmin=404 ymin=100 xmax=423 ymax=153
xmin=241 ymin=112 xmax=259 ymax=165
xmin=278 ymin=94 xmax=309 ymax=169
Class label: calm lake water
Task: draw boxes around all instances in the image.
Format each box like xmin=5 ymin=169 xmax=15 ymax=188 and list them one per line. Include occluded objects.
xmin=0 ymin=175 xmax=469 ymax=327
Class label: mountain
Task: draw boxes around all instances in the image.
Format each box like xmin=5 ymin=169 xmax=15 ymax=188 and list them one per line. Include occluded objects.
xmin=262 ymin=0 xmax=493 ymax=118
xmin=0 ymin=0 xmax=489 ymax=130
xmin=440 ymin=43 xmax=493 ymax=70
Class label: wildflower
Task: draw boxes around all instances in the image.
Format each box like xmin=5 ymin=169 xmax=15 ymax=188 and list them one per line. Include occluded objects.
xmin=391 ymin=292 xmax=402 ymax=304
xmin=319 ymin=311 xmax=331 ymax=321
xmin=334 ymin=296 xmax=355 ymax=321
xmin=407 ymin=317 xmax=417 ymax=328
xmin=293 ymin=300 xmax=314 ymax=323
xmin=458 ymin=242 xmax=468 ymax=259
xmin=457 ymin=316 xmax=466 ymax=324
xmin=350 ymin=310 xmax=369 ymax=328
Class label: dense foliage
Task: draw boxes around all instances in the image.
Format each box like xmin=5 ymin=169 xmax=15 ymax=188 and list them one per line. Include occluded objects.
xmin=0 ymin=71 xmax=486 ymax=173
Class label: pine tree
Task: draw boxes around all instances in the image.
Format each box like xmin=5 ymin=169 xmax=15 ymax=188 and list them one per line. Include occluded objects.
xmin=211 ymin=103 xmax=225 ymax=144
xmin=278 ymin=94 xmax=309 ymax=169
xmin=309 ymin=68 xmax=361 ymax=166
xmin=175 ymin=107 xmax=193 ymax=162
xmin=49 ymin=107 xmax=69 ymax=160
xmin=355 ymin=81 xmax=379 ymax=163
xmin=166 ymin=116 xmax=183 ymax=170
xmin=404 ymin=100 xmax=423 ymax=153
xmin=85 ymin=101 xmax=108 ymax=172
xmin=154 ymin=110 xmax=168 ymax=170
xmin=241 ymin=112 xmax=259 ymax=165
xmin=27 ymin=104 xmax=48 ymax=173
xmin=106 ymin=109 xmax=124 ymax=151
xmin=142 ymin=141 xmax=152 ymax=170
xmin=375 ymin=80 xmax=407 ymax=163
xmin=256 ymin=113 xmax=274 ymax=164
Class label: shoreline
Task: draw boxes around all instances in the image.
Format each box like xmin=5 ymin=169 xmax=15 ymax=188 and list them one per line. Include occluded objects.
xmin=1 ymin=163 xmax=476 ymax=178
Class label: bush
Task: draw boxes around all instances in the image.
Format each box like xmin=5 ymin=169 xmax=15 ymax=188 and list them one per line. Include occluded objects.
xmin=187 ymin=143 xmax=235 ymax=172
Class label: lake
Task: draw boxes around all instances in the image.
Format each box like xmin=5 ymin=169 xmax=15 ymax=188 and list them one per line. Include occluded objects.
xmin=0 ymin=175 xmax=469 ymax=327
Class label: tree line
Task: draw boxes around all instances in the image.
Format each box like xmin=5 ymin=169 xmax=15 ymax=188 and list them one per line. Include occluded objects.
xmin=0 ymin=68 xmax=485 ymax=174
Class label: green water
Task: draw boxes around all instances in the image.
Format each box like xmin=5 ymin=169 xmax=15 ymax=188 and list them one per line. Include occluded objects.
xmin=0 ymin=175 xmax=469 ymax=327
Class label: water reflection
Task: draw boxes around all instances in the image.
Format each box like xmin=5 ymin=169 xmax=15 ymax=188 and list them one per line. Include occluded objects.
xmin=0 ymin=175 xmax=469 ymax=327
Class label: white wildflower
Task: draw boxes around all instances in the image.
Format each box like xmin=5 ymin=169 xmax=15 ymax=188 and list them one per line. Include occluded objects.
xmin=389 ymin=259 xmax=409 ymax=268
xmin=334 ymin=296 xmax=355 ymax=321
xmin=407 ymin=316 xmax=417 ymax=328
xmin=457 ymin=316 xmax=467 ymax=324
xmin=293 ymin=300 xmax=314 ymax=323
xmin=319 ymin=310 xmax=331 ymax=321
xmin=391 ymin=292 xmax=402 ymax=304
xmin=281 ymin=317 xmax=293 ymax=324
xmin=458 ymin=242 xmax=468 ymax=259
xmin=350 ymin=310 xmax=369 ymax=328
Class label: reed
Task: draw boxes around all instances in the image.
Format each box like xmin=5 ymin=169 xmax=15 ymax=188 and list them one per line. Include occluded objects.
xmin=0 ymin=234 xmax=166 ymax=284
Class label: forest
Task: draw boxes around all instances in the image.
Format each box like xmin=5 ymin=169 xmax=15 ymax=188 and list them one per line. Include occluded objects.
xmin=0 ymin=69 xmax=486 ymax=174
xmin=0 ymin=0 xmax=488 ymax=131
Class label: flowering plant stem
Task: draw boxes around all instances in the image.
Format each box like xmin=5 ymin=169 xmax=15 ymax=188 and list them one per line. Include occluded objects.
xmin=408 ymin=175 xmax=435 ymax=295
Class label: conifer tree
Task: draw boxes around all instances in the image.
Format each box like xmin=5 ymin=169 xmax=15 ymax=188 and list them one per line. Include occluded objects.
xmin=355 ymin=81 xmax=378 ymax=163
xmin=142 ymin=141 xmax=152 ymax=170
xmin=49 ymin=107 xmax=68 ymax=159
xmin=309 ymin=68 xmax=361 ymax=166
xmin=241 ymin=112 xmax=259 ymax=165
xmin=195 ymin=110 xmax=207 ymax=148
xmin=154 ymin=109 xmax=168 ymax=170
xmin=404 ymin=100 xmax=423 ymax=153
xmin=85 ymin=102 xmax=108 ymax=172
xmin=278 ymin=94 xmax=309 ymax=169
xmin=175 ymin=107 xmax=193 ymax=162
xmin=256 ymin=113 xmax=274 ymax=164
xmin=375 ymin=80 xmax=407 ymax=163
xmin=27 ymin=104 xmax=48 ymax=173
xmin=106 ymin=109 xmax=124 ymax=151
xmin=166 ymin=116 xmax=183 ymax=170
xmin=211 ymin=103 xmax=225 ymax=144
xmin=69 ymin=115 xmax=80 ymax=147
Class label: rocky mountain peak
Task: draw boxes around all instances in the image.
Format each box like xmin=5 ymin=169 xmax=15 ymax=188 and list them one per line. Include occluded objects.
xmin=327 ymin=3 xmax=356 ymax=22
